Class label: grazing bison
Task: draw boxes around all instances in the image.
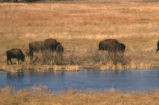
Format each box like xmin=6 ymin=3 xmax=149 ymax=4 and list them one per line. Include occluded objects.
xmin=55 ymin=43 xmax=64 ymax=65
xmin=99 ymin=39 xmax=126 ymax=53
xmin=157 ymin=41 xmax=159 ymax=52
xmin=56 ymin=43 xmax=64 ymax=53
xmin=6 ymin=48 xmax=25 ymax=64
xmin=29 ymin=41 xmax=44 ymax=58
xmin=119 ymin=43 xmax=126 ymax=52
xmin=44 ymin=38 xmax=58 ymax=50
xmin=29 ymin=38 xmax=62 ymax=59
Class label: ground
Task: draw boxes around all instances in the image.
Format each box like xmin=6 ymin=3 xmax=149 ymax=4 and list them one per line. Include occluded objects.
xmin=0 ymin=1 xmax=159 ymax=71
xmin=1 ymin=1 xmax=159 ymax=104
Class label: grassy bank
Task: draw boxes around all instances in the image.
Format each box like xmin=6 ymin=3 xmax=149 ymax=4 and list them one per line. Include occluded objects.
xmin=0 ymin=2 xmax=159 ymax=72
xmin=0 ymin=86 xmax=159 ymax=105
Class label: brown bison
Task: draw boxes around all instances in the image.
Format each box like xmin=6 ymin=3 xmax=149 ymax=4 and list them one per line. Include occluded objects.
xmin=157 ymin=41 xmax=159 ymax=52
xmin=29 ymin=38 xmax=63 ymax=59
xmin=6 ymin=48 xmax=25 ymax=64
xmin=119 ymin=43 xmax=126 ymax=52
xmin=44 ymin=38 xmax=58 ymax=50
xmin=55 ymin=43 xmax=64 ymax=65
xmin=29 ymin=41 xmax=44 ymax=57
xmin=56 ymin=43 xmax=64 ymax=53
xmin=99 ymin=39 xmax=126 ymax=53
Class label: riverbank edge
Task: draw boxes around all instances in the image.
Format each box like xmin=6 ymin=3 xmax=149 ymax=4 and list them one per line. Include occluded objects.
xmin=0 ymin=62 xmax=157 ymax=72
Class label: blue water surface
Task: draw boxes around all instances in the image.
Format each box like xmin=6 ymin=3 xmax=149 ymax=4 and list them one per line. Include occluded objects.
xmin=0 ymin=69 xmax=159 ymax=92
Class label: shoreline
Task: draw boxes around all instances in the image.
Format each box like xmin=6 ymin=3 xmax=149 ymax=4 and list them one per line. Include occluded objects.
xmin=0 ymin=62 xmax=155 ymax=72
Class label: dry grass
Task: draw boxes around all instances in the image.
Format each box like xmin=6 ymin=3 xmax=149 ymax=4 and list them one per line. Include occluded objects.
xmin=0 ymin=2 xmax=159 ymax=71
xmin=0 ymin=86 xmax=159 ymax=105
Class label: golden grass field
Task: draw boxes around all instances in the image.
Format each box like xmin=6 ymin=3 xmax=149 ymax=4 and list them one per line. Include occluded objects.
xmin=1 ymin=1 xmax=159 ymax=104
xmin=0 ymin=1 xmax=159 ymax=71
xmin=0 ymin=86 xmax=159 ymax=105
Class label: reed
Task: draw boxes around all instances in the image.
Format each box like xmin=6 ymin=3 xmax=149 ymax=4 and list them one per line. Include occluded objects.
xmin=0 ymin=86 xmax=159 ymax=105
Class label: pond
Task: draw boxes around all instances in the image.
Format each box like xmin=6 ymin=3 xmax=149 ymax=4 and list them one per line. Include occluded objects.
xmin=0 ymin=69 xmax=159 ymax=92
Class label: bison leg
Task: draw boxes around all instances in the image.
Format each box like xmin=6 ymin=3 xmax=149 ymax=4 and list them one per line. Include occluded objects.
xmin=7 ymin=57 xmax=12 ymax=65
xmin=17 ymin=59 xmax=20 ymax=64
xmin=7 ymin=58 xmax=9 ymax=65
xmin=56 ymin=52 xmax=63 ymax=65
xmin=9 ymin=59 xmax=13 ymax=65
xmin=29 ymin=50 xmax=34 ymax=60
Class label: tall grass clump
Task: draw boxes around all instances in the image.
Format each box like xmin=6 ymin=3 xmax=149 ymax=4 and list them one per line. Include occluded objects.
xmin=90 ymin=50 xmax=130 ymax=65
xmin=65 ymin=48 xmax=84 ymax=65
xmin=29 ymin=50 xmax=64 ymax=65
xmin=27 ymin=48 xmax=131 ymax=71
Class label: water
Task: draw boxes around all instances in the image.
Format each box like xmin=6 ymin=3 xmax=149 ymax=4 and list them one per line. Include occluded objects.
xmin=0 ymin=69 xmax=159 ymax=92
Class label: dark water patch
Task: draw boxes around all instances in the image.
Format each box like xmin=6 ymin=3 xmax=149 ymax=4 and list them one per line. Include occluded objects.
xmin=0 ymin=69 xmax=159 ymax=92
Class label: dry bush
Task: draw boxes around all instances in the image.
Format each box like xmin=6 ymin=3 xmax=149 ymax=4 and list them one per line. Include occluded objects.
xmin=89 ymin=50 xmax=131 ymax=65
xmin=0 ymin=87 xmax=159 ymax=105
xmin=61 ymin=49 xmax=131 ymax=67
xmin=64 ymin=49 xmax=82 ymax=65
xmin=89 ymin=50 xmax=108 ymax=64
xmin=108 ymin=52 xmax=131 ymax=65
xmin=29 ymin=50 xmax=64 ymax=65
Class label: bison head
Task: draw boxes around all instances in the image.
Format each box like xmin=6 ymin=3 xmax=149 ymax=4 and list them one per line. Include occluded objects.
xmin=21 ymin=54 xmax=25 ymax=62
xmin=119 ymin=43 xmax=126 ymax=52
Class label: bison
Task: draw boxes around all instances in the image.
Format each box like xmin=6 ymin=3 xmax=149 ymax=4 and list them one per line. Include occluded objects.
xmin=29 ymin=38 xmax=63 ymax=59
xmin=55 ymin=43 xmax=64 ymax=65
xmin=56 ymin=43 xmax=64 ymax=53
xmin=99 ymin=39 xmax=126 ymax=53
xmin=157 ymin=41 xmax=159 ymax=52
xmin=44 ymin=38 xmax=58 ymax=50
xmin=119 ymin=43 xmax=126 ymax=53
xmin=6 ymin=48 xmax=25 ymax=65
xmin=29 ymin=41 xmax=44 ymax=58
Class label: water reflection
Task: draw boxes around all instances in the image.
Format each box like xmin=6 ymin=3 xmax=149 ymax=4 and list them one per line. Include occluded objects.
xmin=7 ymin=72 xmax=24 ymax=81
xmin=0 ymin=69 xmax=159 ymax=92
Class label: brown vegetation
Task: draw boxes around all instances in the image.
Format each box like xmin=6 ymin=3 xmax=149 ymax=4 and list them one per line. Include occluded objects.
xmin=0 ymin=2 xmax=159 ymax=104
xmin=0 ymin=1 xmax=159 ymax=71
xmin=0 ymin=86 xmax=159 ymax=105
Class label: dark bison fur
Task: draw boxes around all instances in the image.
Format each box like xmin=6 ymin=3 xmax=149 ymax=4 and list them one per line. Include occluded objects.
xmin=99 ymin=39 xmax=126 ymax=53
xmin=56 ymin=43 xmax=64 ymax=53
xmin=44 ymin=38 xmax=58 ymax=51
xmin=29 ymin=41 xmax=44 ymax=59
xmin=119 ymin=43 xmax=126 ymax=52
xmin=6 ymin=48 xmax=25 ymax=65
xmin=55 ymin=43 xmax=64 ymax=65
xmin=29 ymin=38 xmax=63 ymax=59
xmin=157 ymin=41 xmax=159 ymax=52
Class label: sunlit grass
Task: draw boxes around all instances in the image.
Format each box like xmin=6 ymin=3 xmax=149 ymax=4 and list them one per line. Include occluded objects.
xmin=0 ymin=2 xmax=159 ymax=71
xmin=0 ymin=86 xmax=159 ymax=105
